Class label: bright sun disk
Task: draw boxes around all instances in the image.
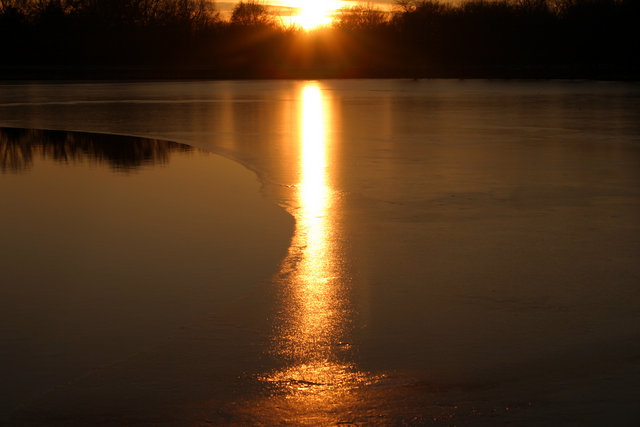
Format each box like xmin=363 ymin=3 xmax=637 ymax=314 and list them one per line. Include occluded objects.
xmin=291 ymin=0 xmax=342 ymax=30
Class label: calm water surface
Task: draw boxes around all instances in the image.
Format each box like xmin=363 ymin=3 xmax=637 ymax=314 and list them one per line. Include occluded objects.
xmin=0 ymin=129 xmax=293 ymax=418
xmin=1 ymin=80 xmax=640 ymax=424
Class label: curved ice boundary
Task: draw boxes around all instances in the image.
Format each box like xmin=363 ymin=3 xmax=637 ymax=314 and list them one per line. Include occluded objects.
xmin=0 ymin=128 xmax=294 ymax=418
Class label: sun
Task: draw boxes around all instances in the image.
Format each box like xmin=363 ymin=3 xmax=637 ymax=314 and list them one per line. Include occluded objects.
xmin=290 ymin=0 xmax=343 ymax=30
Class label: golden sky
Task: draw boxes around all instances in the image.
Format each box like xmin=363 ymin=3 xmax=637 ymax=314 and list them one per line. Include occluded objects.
xmin=218 ymin=0 xmax=396 ymax=28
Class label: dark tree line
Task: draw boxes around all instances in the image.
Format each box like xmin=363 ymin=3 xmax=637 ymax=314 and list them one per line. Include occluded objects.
xmin=0 ymin=0 xmax=219 ymax=68
xmin=383 ymin=0 xmax=640 ymax=77
xmin=0 ymin=0 xmax=638 ymax=79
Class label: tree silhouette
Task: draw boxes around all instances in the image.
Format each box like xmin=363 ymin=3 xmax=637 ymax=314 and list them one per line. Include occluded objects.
xmin=230 ymin=0 xmax=273 ymax=26
xmin=335 ymin=3 xmax=388 ymax=30
xmin=0 ymin=0 xmax=638 ymax=78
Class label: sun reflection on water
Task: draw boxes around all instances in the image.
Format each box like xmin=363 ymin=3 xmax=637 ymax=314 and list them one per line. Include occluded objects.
xmin=262 ymin=82 xmax=383 ymax=415
xmin=293 ymin=84 xmax=335 ymax=354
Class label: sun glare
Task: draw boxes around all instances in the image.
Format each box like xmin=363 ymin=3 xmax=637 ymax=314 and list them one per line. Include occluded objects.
xmin=285 ymin=0 xmax=343 ymax=30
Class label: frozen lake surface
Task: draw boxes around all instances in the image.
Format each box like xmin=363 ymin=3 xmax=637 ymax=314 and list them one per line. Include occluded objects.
xmin=1 ymin=80 xmax=639 ymax=425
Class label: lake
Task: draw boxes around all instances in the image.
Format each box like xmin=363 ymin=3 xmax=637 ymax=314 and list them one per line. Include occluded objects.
xmin=1 ymin=80 xmax=639 ymax=425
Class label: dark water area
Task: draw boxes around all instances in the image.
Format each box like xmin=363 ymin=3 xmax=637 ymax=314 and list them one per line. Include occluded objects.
xmin=1 ymin=80 xmax=640 ymax=425
xmin=0 ymin=128 xmax=293 ymax=420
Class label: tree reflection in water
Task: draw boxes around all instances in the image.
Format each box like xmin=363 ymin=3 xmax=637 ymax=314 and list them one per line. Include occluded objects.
xmin=0 ymin=127 xmax=190 ymax=173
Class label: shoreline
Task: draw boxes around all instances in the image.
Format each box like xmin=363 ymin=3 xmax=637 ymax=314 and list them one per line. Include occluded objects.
xmin=1 ymin=64 xmax=639 ymax=82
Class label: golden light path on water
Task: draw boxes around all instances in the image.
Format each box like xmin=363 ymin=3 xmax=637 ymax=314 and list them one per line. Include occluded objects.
xmin=294 ymin=84 xmax=333 ymax=346
xmin=259 ymin=83 xmax=383 ymax=420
